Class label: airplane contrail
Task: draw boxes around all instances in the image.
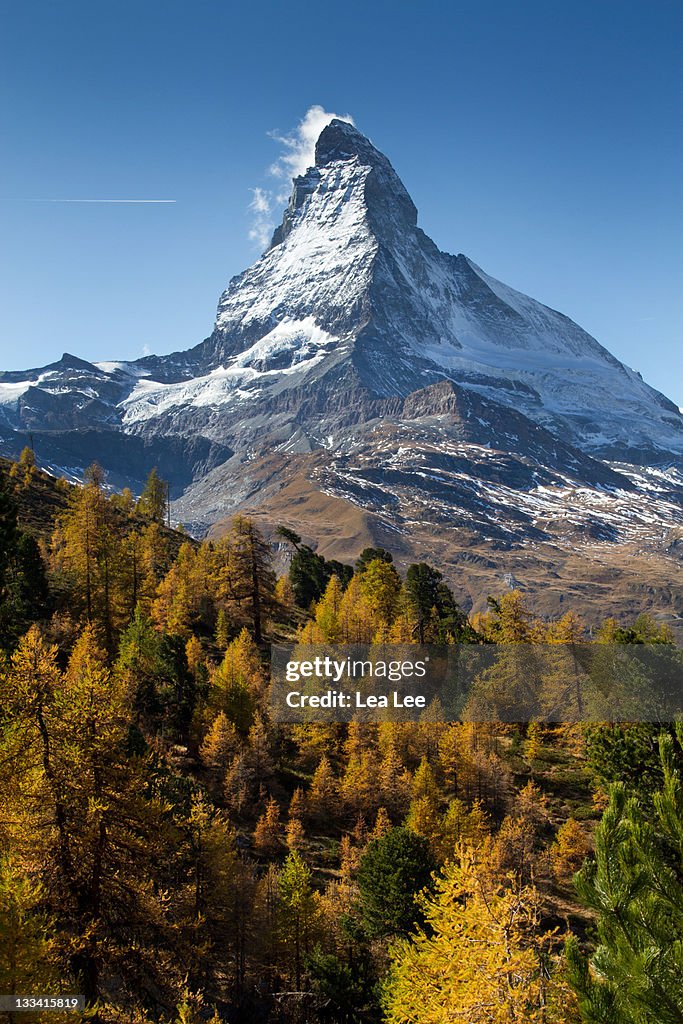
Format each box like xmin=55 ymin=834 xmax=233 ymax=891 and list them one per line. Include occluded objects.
xmin=30 ymin=198 xmax=177 ymax=203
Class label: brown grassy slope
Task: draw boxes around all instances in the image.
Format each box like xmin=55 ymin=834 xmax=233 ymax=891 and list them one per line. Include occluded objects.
xmin=208 ymin=467 xmax=683 ymax=636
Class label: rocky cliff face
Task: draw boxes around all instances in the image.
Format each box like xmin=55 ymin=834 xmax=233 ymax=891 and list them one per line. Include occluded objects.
xmin=1 ymin=118 xmax=681 ymax=622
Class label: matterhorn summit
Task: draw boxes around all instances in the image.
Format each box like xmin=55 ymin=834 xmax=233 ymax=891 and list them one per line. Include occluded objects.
xmin=118 ymin=118 xmax=682 ymax=465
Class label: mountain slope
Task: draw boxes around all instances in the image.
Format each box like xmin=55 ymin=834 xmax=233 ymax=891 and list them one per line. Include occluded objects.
xmin=0 ymin=118 xmax=681 ymax=623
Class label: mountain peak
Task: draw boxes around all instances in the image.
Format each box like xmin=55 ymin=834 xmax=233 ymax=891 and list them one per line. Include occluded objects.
xmin=202 ymin=121 xmax=683 ymax=464
xmin=274 ymin=118 xmax=413 ymax=233
xmin=268 ymin=119 xmax=415 ymax=251
xmin=315 ymin=118 xmax=417 ymax=229
xmin=315 ymin=118 xmax=383 ymax=168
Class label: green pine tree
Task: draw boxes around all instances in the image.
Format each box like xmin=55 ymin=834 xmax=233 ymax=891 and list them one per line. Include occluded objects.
xmin=567 ymin=725 xmax=683 ymax=1023
xmin=279 ymin=851 xmax=318 ymax=990
xmin=356 ymin=827 xmax=436 ymax=938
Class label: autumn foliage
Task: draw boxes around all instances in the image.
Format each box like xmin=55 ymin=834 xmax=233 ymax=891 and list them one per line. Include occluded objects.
xmin=0 ymin=459 xmax=680 ymax=1023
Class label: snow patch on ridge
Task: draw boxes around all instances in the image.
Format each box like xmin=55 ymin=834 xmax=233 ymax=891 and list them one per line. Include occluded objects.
xmin=233 ymin=317 xmax=336 ymax=369
xmin=0 ymin=380 xmax=32 ymax=405
xmin=121 ymin=317 xmax=337 ymax=423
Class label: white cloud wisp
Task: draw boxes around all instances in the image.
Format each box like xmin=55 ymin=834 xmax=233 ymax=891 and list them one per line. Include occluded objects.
xmin=247 ymin=105 xmax=355 ymax=249
xmin=269 ymin=104 xmax=355 ymax=182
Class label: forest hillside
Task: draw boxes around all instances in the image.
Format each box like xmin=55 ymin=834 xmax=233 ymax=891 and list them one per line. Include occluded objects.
xmin=0 ymin=452 xmax=681 ymax=1024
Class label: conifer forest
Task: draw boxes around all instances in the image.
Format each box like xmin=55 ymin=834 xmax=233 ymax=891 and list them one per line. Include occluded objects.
xmin=1 ymin=451 xmax=682 ymax=1024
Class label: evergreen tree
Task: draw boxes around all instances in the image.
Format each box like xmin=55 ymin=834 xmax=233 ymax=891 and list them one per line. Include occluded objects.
xmin=355 ymin=547 xmax=393 ymax=573
xmin=307 ymin=946 xmax=379 ymax=1024
xmin=567 ymin=727 xmax=683 ymax=1023
xmin=117 ymin=608 xmax=167 ymax=728
xmin=0 ymin=470 xmax=49 ymax=648
xmin=327 ymin=558 xmax=354 ymax=588
xmin=280 ymin=527 xmax=352 ymax=608
xmin=433 ymin=580 xmax=473 ymax=642
xmin=0 ymin=533 xmax=49 ymax=649
xmin=289 ymin=544 xmax=331 ymax=608
xmin=585 ymin=722 xmax=672 ymax=798
xmin=404 ymin=562 xmax=470 ymax=644
xmin=276 ymin=525 xmax=302 ymax=548
xmin=0 ymin=467 xmax=19 ymax=590
xmin=117 ymin=610 xmax=195 ymax=740
xmin=15 ymin=532 xmax=47 ymax=618
xmin=356 ymin=827 xmax=436 ymax=938
xmin=405 ymin=563 xmax=441 ymax=643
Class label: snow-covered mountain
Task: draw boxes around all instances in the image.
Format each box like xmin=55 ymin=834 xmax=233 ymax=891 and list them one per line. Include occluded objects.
xmin=1 ymin=119 xmax=681 ymax=620
xmin=121 ymin=119 xmax=682 ymax=464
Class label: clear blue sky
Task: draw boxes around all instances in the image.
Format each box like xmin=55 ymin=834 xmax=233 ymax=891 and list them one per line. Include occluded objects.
xmin=1 ymin=0 xmax=681 ymax=405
